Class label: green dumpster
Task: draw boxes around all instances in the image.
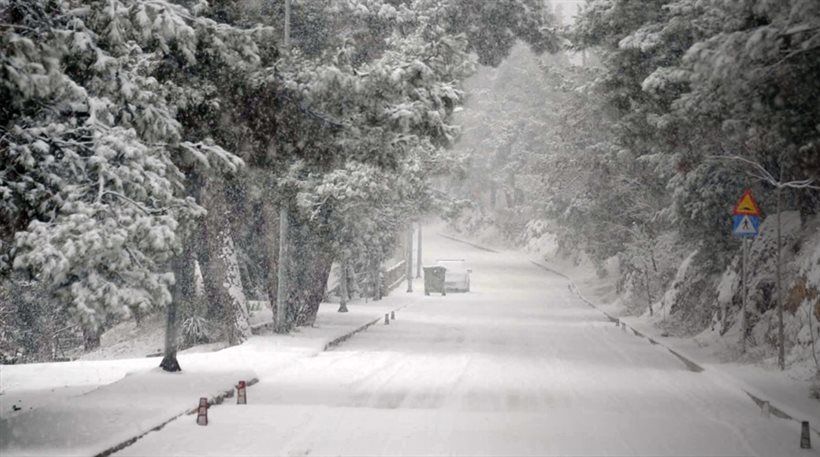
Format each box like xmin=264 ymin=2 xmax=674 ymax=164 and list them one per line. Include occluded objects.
xmin=423 ymin=266 xmax=446 ymax=296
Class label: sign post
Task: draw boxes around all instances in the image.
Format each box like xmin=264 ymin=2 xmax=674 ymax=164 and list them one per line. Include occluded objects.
xmin=731 ymin=189 xmax=761 ymax=352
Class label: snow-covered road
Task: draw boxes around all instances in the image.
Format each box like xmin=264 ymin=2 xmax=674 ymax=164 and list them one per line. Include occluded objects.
xmin=120 ymin=231 xmax=815 ymax=456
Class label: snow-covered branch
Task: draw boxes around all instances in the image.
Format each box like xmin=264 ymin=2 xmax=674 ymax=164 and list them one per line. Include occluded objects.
xmin=708 ymin=154 xmax=819 ymax=190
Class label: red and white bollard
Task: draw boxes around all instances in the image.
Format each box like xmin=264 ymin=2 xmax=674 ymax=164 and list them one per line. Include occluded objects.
xmin=196 ymin=397 xmax=209 ymax=426
xmin=237 ymin=380 xmax=247 ymax=405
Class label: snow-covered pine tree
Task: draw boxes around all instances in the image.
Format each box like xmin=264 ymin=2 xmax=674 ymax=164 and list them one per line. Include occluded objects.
xmin=1 ymin=0 xmax=255 ymax=364
xmin=3 ymin=0 xmax=196 ymax=347
xmin=259 ymin=0 xmax=558 ymax=327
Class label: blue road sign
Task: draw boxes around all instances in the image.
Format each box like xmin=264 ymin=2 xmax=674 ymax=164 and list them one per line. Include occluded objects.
xmin=732 ymin=214 xmax=760 ymax=238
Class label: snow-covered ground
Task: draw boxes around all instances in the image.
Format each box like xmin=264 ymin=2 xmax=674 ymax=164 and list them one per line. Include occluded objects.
xmin=0 ymin=296 xmax=404 ymax=456
xmin=115 ymin=230 xmax=817 ymax=456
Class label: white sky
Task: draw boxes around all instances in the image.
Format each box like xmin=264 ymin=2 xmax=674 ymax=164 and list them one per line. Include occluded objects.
xmin=548 ymin=0 xmax=584 ymax=25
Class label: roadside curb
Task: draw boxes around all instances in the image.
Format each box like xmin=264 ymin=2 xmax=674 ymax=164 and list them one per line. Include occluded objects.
xmin=528 ymin=258 xmax=704 ymax=374
xmin=528 ymin=260 xmax=620 ymax=322
xmin=530 ymin=257 xmax=819 ymax=438
xmin=323 ymin=318 xmax=382 ymax=351
xmin=530 ymin=259 xmax=820 ymax=437
xmin=95 ymin=378 xmax=260 ymax=457
xmin=93 ymin=305 xmax=407 ymax=457
xmin=323 ymin=305 xmax=408 ymax=351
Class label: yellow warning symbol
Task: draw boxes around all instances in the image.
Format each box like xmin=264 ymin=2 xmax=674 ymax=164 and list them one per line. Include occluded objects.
xmin=732 ymin=190 xmax=761 ymax=216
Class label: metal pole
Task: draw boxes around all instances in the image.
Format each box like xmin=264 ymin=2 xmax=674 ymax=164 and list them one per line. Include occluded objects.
xmin=416 ymin=224 xmax=422 ymax=278
xmin=284 ymin=0 xmax=291 ymax=47
xmin=275 ymin=0 xmax=291 ymax=332
xmin=741 ymin=238 xmax=747 ymax=353
xmin=776 ymin=186 xmax=784 ymax=370
xmin=275 ymin=207 xmax=288 ymax=333
xmin=406 ymin=226 xmax=413 ymax=292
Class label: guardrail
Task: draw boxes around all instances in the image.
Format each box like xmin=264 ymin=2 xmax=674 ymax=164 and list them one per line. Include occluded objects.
xmin=383 ymin=260 xmax=406 ymax=292
xmin=326 ymin=259 xmax=407 ymax=300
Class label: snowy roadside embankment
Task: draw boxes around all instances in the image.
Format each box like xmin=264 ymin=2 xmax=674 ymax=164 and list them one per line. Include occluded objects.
xmin=0 ymin=298 xmax=408 ymax=457
xmin=440 ymin=228 xmax=820 ymax=440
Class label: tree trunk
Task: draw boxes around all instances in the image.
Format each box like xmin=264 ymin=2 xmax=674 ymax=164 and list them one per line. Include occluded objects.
xmin=285 ymin=220 xmax=333 ymax=327
xmin=338 ymin=257 xmax=349 ymax=313
xmin=370 ymin=253 xmax=382 ymax=300
xmin=160 ymin=288 xmax=181 ymax=371
xmin=260 ymin=200 xmax=280 ymax=320
xmin=160 ymin=234 xmax=195 ymax=372
xmin=643 ymin=266 xmax=653 ymax=317
xmin=506 ymin=173 xmax=518 ymax=208
xmin=221 ymin=234 xmax=252 ymax=344
xmin=290 ymin=252 xmax=333 ymax=326
xmin=82 ymin=327 xmax=100 ymax=351
xmin=201 ymin=178 xmax=251 ymax=346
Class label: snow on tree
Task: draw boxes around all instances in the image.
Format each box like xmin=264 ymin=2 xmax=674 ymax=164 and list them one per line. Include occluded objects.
xmin=228 ymin=0 xmax=557 ymax=328
xmin=4 ymin=0 xmax=191 ymax=340
xmin=445 ymin=0 xmax=818 ymax=371
xmin=1 ymin=0 xmax=259 ymax=362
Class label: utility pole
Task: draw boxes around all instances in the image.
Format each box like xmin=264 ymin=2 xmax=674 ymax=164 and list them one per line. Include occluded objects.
xmin=416 ymin=224 xmax=422 ymax=278
xmin=740 ymin=177 xmax=750 ymax=353
xmin=776 ymin=186 xmax=784 ymax=370
xmin=275 ymin=207 xmax=289 ymax=332
xmin=741 ymin=237 xmax=748 ymax=353
xmin=274 ymin=0 xmax=292 ymax=334
xmin=406 ymin=226 xmax=413 ymax=292
xmin=284 ymin=0 xmax=291 ymax=47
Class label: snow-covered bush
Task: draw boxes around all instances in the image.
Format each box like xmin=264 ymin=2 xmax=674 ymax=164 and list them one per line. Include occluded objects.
xmin=519 ymin=219 xmax=558 ymax=259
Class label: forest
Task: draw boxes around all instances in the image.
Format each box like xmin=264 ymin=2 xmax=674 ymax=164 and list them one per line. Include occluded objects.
xmin=1 ymin=0 xmax=818 ymax=382
xmin=0 ymin=0 xmax=557 ymax=367
xmin=448 ymin=0 xmax=820 ymax=378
